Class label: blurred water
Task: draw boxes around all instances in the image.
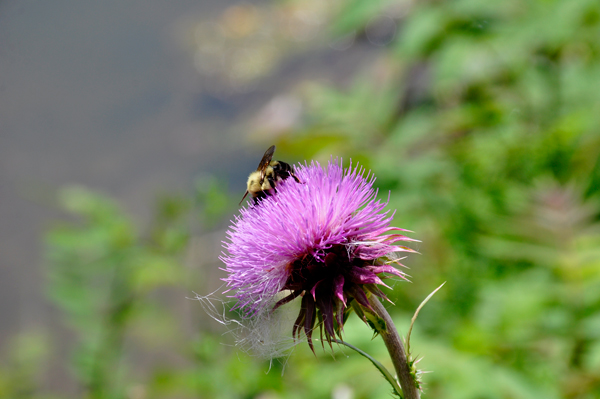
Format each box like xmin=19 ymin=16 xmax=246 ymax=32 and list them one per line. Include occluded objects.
xmin=0 ymin=0 xmax=374 ymax=353
xmin=0 ymin=0 xmax=251 ymax=345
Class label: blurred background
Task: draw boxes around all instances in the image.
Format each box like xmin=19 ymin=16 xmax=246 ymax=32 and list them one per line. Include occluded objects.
xmin=2 ymin=0 xmax=600 ymax=397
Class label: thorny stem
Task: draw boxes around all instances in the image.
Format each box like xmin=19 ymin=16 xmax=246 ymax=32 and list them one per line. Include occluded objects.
xmin=369 ymin=295 xmax=420 ymax=399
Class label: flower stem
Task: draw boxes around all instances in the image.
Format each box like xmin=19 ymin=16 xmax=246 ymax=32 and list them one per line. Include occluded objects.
xmin=369 ymin=296 xmax=420 ymax=399
xmin=332 ymin=339 xmax=402 ymax=397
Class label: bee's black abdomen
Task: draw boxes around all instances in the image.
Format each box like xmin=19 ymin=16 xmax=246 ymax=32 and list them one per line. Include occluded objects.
xmin=272 ymin=161 xmax=299 ymax=183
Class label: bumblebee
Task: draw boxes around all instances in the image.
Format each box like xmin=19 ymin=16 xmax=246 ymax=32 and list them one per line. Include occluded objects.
xmin=240 ymin=145 xmax=300 ymax=205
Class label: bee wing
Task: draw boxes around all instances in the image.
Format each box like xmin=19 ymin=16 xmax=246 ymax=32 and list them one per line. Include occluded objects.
xmin=257 ymin=145 xmax=275 ymax=180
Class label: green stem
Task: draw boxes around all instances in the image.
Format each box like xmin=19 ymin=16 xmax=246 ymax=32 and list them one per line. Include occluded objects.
xmin=332 ymin=339 xmax=403 ymax=398
xmin=369 ymin=296 xmax=420 ymax=399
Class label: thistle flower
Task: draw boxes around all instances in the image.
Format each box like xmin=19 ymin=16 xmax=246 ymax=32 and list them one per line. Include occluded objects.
xmin=221 ymin=159 xmax=416 ymax=351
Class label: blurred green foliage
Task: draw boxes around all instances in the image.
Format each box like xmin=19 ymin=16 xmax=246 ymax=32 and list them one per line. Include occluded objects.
xmin=284 ymin=0 xmax=600 ymax=397
xmin=3 ymin=0 xmax=600 ymax=397
xmin=46 ymin=187 xmax=189 ymax=399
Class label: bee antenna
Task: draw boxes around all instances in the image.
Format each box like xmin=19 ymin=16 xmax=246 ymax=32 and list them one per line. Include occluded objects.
xmin=239 ymin=191 xmax=249 ymax=206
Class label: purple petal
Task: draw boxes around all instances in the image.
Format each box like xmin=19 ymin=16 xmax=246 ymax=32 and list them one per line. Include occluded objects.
xmin=366 ymin=265 xmax=409 ymax=280
xmin=333 ymin=274 xmax=346 ymax=306
xmin=348 ymin=266 xmax=390 ymax=288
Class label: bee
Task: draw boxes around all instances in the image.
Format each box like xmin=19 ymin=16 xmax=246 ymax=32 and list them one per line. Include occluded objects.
xmin=240 ymin=145 xmax=300 ymax=205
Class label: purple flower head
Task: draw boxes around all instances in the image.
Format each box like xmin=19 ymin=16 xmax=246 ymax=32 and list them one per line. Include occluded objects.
xmin=221 ymin=159 xmax=417 ymax=351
